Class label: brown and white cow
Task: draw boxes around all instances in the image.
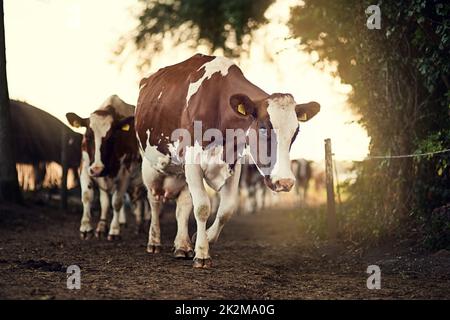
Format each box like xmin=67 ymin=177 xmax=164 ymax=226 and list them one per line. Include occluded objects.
xmin=135 ymin=54 xmax=320 ymax=268
xmin=66 ymin=95 xmax=144 ymax=240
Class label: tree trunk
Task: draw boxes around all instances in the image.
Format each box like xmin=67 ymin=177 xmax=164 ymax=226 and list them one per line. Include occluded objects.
xmin=0 ymin=1 xmax=22 ymax=203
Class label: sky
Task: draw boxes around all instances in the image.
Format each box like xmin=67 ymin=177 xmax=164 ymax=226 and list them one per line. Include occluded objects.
xmin=4 ymin=0 xmax=370 ymax=161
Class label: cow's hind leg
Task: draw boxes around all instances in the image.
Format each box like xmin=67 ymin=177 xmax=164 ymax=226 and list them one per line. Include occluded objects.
xmin=206 ymin=164 xmax=241 ymax=243
xmin=147 ymin=195 xmax=162 ymax=253
xmin=142 ymin=160 xmax=163 ymax=253
xmin=173 ymin=186 xmax=194 ymax=259
xmin=185 ymin=163 xmax=212 ymax=268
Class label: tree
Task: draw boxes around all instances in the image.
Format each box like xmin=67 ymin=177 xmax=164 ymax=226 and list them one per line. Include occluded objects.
xmin=288 ymin=0 xmax=450 ymax=246
xmin=116 ymin=0 xmax=274 ymax=68
xmin=0 ymin=0 xmax=22 ymax=203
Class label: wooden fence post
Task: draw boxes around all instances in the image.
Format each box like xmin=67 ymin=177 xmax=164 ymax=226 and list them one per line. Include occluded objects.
xmin=60 ymin=130 xmax=68 ymax=211
xmin=325 ymin=138 xmax=337 ymax=240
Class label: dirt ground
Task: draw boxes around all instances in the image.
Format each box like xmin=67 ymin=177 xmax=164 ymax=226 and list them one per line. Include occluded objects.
xmin=0 ymin=201 xmax=449 ymax=299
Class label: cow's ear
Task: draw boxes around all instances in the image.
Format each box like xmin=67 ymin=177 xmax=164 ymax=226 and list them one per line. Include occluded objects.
xmin=295 ymin=101 xmax=320 ymax=122
xmin=66 ymin=113 xmax=88 ymax=128
xmin=230 ymin=94 xmax=258 ymax=118
xmin=116 ymin=116 xmax=134 ymax=132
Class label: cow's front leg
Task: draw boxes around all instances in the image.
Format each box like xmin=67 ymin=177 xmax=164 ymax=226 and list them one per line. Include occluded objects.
xmin=79 ymin=167 xmax=94 ymax=240
xmin=142 ymin=160 xmax=163 ymax=253
xmin=107 ymin=165 xmax=131 ymax=241
xmin=108 ymin=188 xmax=126 ymax=241
xmin=95 ymin=188 xmax=110 ymax=239
xmin=185 ymin=163 xmax=212 ymax=268
xmin=173 ymin=186 xmax=194 ymax=259
xmin=206 ymin=163 xmax=241 ymax=243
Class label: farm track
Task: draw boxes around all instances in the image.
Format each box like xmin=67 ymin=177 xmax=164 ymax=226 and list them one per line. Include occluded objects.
xmin=0 ymin=203 xmax=449 ymax=299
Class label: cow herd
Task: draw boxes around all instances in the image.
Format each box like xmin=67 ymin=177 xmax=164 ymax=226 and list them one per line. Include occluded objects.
xmin=24 ymin=53 xmax=320 ymax=269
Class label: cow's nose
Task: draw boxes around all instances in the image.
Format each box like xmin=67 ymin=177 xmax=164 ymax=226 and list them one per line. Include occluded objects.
xmin=89 ymin=165 xmax=104 ymax=177
xmin=274 ymin=179 xmax=294 ymax=192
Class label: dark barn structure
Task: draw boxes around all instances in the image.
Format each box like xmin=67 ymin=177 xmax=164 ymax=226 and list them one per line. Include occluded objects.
xmin=9 ymin=100 xmax=82 ymax=189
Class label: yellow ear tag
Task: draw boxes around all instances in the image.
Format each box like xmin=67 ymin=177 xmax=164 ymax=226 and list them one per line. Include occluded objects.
xmin=121 ymin=124 xmax=130 ymax=132
xmin=298 ymin=113 xmax=308 ymax=121
xmin=237 ymin=103 xmax=247 ymax=116
xmin=72 ymin=120 xmax=80 ymax=128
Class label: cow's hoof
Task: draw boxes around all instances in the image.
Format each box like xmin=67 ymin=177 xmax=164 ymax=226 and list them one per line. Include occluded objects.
xmin=193 ymin=258 xmax=212 ymax=269
xmin=186 ymin=250 xmax=195 ymax=259
xmin=80 ymin=230 xmax=93 ymax=240
xmin=173 ymin=249 xmax=195 ymax=260
xmin=95 ymin=221 xmax=108 ymax=239
xmin=95 ymin=230 xmax=107 ymax=239
xmin=120 ymin=223 xmax=127 ymax=229
xmin=147 ymin=244 xmax=161 ymax=254
xmin=107 ymin=234 xmax=121 ymax=241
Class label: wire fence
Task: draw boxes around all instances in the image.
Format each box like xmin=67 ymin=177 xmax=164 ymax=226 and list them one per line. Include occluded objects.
xmin=334 ymin=148 xmax=450 ymax=162
xmin=328 ymin=144 xmax=450 ymax=220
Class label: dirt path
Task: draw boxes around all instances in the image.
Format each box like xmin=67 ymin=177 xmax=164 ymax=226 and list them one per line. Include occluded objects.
xmin=0 ymin=203 xmax=449 ymax=299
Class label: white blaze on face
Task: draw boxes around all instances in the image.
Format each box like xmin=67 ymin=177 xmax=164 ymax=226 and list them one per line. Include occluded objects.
xmin=186 ymin=56 xmax=235 ymax=107
xmin=266 ymin=95 xmax=298 ymax=183
xmin=89 ymin=113 xmax=113 ymax=169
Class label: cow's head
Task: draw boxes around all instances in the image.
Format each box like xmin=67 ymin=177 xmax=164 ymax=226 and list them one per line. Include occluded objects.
xmin=230 ymin=93 xmax=320 ymax=192
xmin=66 ymin=107 xmax=134 ymax=177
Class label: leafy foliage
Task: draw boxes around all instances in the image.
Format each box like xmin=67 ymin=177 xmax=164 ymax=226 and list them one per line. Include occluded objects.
xmin=289 ymin=0 xmax=450 ymax=247
xmin=118 ymin=0 xmax=274 ymax=67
